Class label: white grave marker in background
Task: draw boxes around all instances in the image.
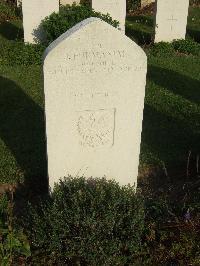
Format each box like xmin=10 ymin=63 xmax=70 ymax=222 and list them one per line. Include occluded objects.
xmin=22 ymin=0 xmax=59 ymax=44
xmin=92 ymin=0 xmax=126 ymax=32
xmin=43 ymin=18 xmax=147 ymax=189
xmin=155 ymin=0 xmax=189 ymax=42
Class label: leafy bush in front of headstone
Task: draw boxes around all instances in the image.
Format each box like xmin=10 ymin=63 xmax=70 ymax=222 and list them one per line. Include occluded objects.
xmin=0 ymin=41 xmax=45 ymax=65
xmin=0 ymin=193 xmax=31 ymax=264
xmin=149 ymin=41 xmax=175 ymax=56
xmin=23 ymin=177 xmax=144 ymax=265
xmin=80 ymin=0 xmax=91 ymax=6
xmin=172 ymin=39 xmax=200 ymax=56
xmin=41 ymin=4 xmax=120 ymax=45
xmin=149 ymin=39 xmax=200 ymax=57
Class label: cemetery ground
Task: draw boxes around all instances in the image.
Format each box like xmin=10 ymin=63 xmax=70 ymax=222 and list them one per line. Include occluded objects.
xmin=0 ymin=1 xmax=200 ymax=265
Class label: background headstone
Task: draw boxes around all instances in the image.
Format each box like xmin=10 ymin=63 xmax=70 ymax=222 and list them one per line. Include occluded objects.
xmin=154 ymin=0 xmax=189 ymax=42
xmin=60 ymin=0 xmax=80 ymax=5
xmin=92 ymin=0 xmax=126 ymax=32
xmin=22 ymin=0 xmax=59 ymax=44
xmin=44 ymin=18 xmax=147 ymax=189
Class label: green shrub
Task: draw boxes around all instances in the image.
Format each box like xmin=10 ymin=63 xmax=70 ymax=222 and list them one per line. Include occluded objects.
xmin=149 ymin=39 xmax=200 ymax=57
xmin=23 ymin=177 xmax=144 ymax=265
xmin=41 ymin=4 xmax=120 ymax=45
xmin=190 ymin=0 xmax=200 ymax=5
xmin=149 ymin=41 xmax=175 ymax=56
xmin=0 ymin=194 xmax=31 ymax=265
xmin=127 ymin=0 xmax=140 ymax=12
xmin=0 ymin=0 xmax=20 ymax=21
xmin=80 ymin=0 xmax=91 ymax=6
xmin=172 ymin=39 xmax=200 ymax=56
xmin=0 ymin=41 xmax=45 ymax=65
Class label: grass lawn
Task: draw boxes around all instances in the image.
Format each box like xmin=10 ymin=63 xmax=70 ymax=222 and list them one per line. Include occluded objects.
xmin=0 ymin=5 xmax=200 ymax=191
xmin=0 ymin=65 xmax=47 ymax=191
xmin=141 ymin=54 xmax=200 ymax=169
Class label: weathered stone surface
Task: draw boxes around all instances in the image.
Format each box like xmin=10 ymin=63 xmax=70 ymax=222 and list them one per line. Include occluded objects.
xmin=22 ymin=0 xmax=59 ymax=44
xmin=155 ymin=0 xmax=189 ymax=42
xmin=43 ymin=18 xmax=147 ymax=189
xmin=92 ymin=0 xmax=126 ymax=32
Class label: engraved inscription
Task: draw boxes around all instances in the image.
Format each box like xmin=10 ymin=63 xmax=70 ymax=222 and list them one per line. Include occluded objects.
xmin=46 ymin=48 xmax=144 ymax=76
xmin=69 ymin=89 xmax=118 ymax=102
xmin=167 ymin=15 xmax=178 ymax=31
xmin=77 ymin=109 xmax=116 ymax=148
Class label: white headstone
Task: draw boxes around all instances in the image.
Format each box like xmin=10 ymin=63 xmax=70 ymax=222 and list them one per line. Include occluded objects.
xmin=141 ymin=0 xmax=155 ymax=8
xmin=92 ymin=0 xmax=126 ymax=32
xmin=22 ymin=0 xmax=59 ymax=44
xmin=44 ymin=18 xmax=147 ymax=189
xmin=155 ymin=0 xmax=189 ymax=42
xmin=60 ymin=0 xmax=80 ymax=5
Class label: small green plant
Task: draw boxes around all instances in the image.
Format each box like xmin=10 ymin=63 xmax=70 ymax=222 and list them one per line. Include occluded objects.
xmin=22 ymin=177 xmax=144 ymax=265
xmin=172 ymin=38 xmax=200 ymax=56
xmin=0 ymin=193 xmax=31 ymax=265
xmin=41 ymin=4 xmax=120 ymax=45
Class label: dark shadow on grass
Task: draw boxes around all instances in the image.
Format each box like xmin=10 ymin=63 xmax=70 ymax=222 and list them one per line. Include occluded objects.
xmin=142 ymin=103 xmax=200 ymax=172
xmin=126 ymin=25 xmax=152 ymax=45
xmin=0 ymin=21 xmax=23 ymax=40
xmin=148 ymin=65 xmax=200 ymax=105
xmin=0 ymin=76 xmax=47 ymax=195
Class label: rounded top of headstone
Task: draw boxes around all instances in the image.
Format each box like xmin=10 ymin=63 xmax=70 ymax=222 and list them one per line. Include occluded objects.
xmin=43 ymin=17 xmax=146 ymax=63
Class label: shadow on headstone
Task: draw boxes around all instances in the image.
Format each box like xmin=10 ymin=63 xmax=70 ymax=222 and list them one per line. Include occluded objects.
xmin=0 ymin=21 xmax=23 ymax=40
xmin=32 ymin=22 xmax=46 ymax=44
xmin=0 ymin=76 xmax=48 ymax=196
